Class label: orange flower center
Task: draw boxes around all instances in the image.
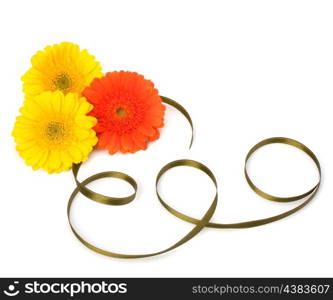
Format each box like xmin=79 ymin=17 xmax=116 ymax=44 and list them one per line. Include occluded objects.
xmin=97 ymin=97 xmax=145 ymax=134
xmin=116 ymin=107 xmax=127 ymax=118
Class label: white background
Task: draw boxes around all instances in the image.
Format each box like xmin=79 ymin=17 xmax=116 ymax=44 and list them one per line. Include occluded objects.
xmin=0 ymin=0 xmax=332 ymax=277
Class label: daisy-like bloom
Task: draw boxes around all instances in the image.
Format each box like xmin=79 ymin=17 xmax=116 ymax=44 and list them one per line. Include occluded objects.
xmin=83 ymin=71 xmax=165 ymax=154
xmin=22 ymin=42 xmax=103 ymax=99
xmin=12 ymin=91 xmax=98 ymax=173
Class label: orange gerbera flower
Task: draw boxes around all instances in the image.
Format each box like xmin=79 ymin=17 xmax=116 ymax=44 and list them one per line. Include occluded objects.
xmin=83 ymin=71 xmax=165 ymax=154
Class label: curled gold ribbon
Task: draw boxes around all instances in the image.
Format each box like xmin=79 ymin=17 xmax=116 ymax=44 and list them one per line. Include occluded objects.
xmin=160 ymin=96 xmax=194 ymax=148
xmin=68 ymin=159 xmax=218 ymax=258
xmin=67 ymin=96 xmax=321 ymax=258
xmin=158 ymin=137 xmax=321 ymax=229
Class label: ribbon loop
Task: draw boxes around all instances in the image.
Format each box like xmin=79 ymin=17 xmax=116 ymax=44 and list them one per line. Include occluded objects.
xmin=68 ymin=159 xmax=218 ymax=258
xmin=245 ymin=137 xmax=321 ymax=202
xmin=72 ymin=163 xmax=137 ymax=206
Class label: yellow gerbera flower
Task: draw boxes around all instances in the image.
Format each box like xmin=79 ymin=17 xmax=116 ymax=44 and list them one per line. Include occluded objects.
xmin=22 ymin=42 xmax=103 ymax=99
xmin=12 ymin=91 xmax=98 ymax=173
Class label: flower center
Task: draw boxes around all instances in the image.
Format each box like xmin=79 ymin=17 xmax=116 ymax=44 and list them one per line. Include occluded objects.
xmin=53 ymin=73 xmax=72 ymax=91
xmin=46 ymin=121 xmax=65 ymax=141
xmin=116 ymin=107 xmax=127 ymax=118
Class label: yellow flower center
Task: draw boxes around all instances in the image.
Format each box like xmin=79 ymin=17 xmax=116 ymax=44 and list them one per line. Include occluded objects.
xmin=53 ymin=73 xmax=72 ymax=91
xmin=116 ymin=107 xmax=127 ymax=118
xmin=46 ymin=121 xmax=65 ymax=141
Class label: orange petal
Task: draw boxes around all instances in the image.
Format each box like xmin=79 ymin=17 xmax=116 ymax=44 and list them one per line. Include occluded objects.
xmin=148 ymin=128 xmax=160 ymax=141
xmin=83 ymin=87 xmax=104 ymax=104
xmin=145 ymin=114 xmax=164 ymax=127
xmin=96 ymin=131 xmax=112 ymax=149
xmin=131 ymin=131 xmax=148 ymax=150
xmin=107 ymin=134 xmax=120 ymax=154
xmin=147 ymin=103 xmax=165 ymax=115
xmin=120 ymin=134 xmax=135 ymax=152
xmin=93 ymin=122 xmax=105 ymax=133
xmin=138 ymin=124 xmax=155 ymax=137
